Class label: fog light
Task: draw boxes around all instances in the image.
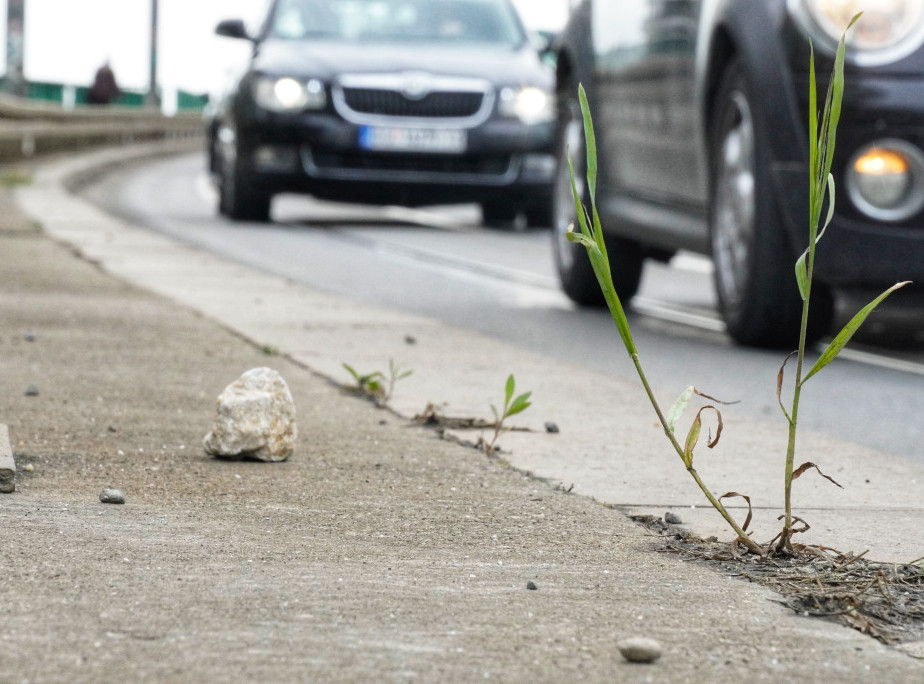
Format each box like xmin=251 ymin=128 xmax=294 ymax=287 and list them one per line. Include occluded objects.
xmin=254 ymin=145 xmax=298 ymax=172
xmin=847 ymin=139 xmax=924 ymax=221
xmin=522 ymin=153 xmax=556 ymax=180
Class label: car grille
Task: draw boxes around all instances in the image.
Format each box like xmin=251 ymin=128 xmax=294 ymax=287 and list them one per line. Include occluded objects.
xmin=333 ymin=73 xmax=495 ymax=126
xmin=341 ymin=88 xmax=484 ymax=119
xmin=304 ymin=148 xmax=516 ymax=185
xmin=312 ymin=150 xmax=510 ymax=175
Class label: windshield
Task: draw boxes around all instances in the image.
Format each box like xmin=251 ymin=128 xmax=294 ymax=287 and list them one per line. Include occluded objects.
xmin=268 ymin=0 xmax=527 ymax=46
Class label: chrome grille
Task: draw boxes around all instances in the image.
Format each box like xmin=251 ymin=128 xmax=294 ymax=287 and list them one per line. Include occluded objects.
xmin=333 ymin=72 xmax=495 ymax=127
xmin=342 ymin=88 xmax=484 ymax=118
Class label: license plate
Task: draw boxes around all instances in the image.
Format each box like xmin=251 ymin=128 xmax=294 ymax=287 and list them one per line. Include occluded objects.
xmin=359 ymin=126 xmax=467 ymax=153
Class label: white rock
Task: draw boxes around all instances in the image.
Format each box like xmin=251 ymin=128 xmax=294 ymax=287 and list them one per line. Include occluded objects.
xmin=617 ymin=637 xmax=663 ymax=664
xmin=203 ymin=368 xmax=297 ymax=462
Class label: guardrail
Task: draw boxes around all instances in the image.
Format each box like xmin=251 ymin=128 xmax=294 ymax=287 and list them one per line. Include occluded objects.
xmin=0 ymin=93 xmax=203 ymax=162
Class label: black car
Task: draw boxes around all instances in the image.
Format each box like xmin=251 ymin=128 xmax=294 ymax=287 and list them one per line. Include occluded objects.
xmin=553 ymin=1 xmax=924 ymax=347
xmin=208 ymin=0 xmax=556 ymax=226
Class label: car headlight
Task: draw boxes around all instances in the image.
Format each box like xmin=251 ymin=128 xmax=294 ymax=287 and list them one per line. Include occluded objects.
xmin=253 ymin=76 xmax=326 ymax=112
xmin=498 ymin=86 xmax=555 ymax=125
xmin=795 ymin=0 xmax=924 ymax=64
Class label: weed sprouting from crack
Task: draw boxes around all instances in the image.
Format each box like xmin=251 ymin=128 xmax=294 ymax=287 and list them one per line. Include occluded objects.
xmin=413 ymin=374 xmax=533 ymax=455
xmin=631 ymin=514 xmax=924 ymax=645
xmin=480 ymin=374 xmax=532 ymax=455
xmin=566 ymin=14 xmax=912 ymax=558
xmin=342 ymin=359 xmax=412 ymax=408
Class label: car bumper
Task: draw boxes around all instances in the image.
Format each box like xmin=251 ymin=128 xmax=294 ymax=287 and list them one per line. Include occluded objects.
xmin=773 ymin=163 xmax=924 ymax=286
xmin=236 ymin=113 xmax=555 ymax=206
xmin=773 ymin=74 xmax=924 ymax=286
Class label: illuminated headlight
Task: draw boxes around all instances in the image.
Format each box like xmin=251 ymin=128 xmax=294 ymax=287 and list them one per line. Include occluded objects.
xmin=498 ymin=86 xmax=555 ymax=124
xmin=253 ymin=76 xmax=326 ymax=112
xmin=846 ymin=139 xmax=924 ymax=221
xmin=795 ymin=0 xmax=924 ymax=63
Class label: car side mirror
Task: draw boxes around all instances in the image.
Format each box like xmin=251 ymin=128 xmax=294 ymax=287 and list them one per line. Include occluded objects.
xmin=216 ymin=19 xmax=250 ymax=40
xmin=532 ymin=31 xmax=558 ymax=67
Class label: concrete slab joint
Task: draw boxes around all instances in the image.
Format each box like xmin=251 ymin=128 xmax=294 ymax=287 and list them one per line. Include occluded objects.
xmin=0 ymin=423 xmax=15 ymax=493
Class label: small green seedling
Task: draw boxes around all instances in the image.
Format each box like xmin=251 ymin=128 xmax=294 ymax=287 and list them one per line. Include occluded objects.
xmin=567 ymin=14 xmax=909 ymax=555
xmin=483 ymin=374 xmax=532 ymax=454
xmin=342 ymin=359 xmax=412 ymax=407
xmin=0 ymin=170 xmax=33 ymax=187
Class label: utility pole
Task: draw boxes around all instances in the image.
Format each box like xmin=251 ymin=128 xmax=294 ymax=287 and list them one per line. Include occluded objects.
xmin=5 ymin=0 xmax=26 ymax=96
xmin=147 ymin=0 xmax=160 ymax=106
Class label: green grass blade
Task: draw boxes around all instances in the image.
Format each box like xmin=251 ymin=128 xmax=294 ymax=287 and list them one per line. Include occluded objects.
xmin=667 ymin=386 xmax=695 ymax=433
xmin=567 ymin=155 xmax=592 ymax=239
xmin=504 ymin=374 xmax=515 ymax=408
xmin=820 ymin=14 xmax=860 ymax=199
xmin=567 ymin=89 xmax=637 ymax=356
xmin=342 ymin=363 xmax=360 ymax=382
xmin=808 ymin=43 xmax=818 ymax=192
xmin=578 ymin=85 xmax=597 ymax=201
xmin=795 ymin=251 xmax=810 ymax=301
xmin=821 ymin=173 xmax=836 ymax=236
xmin=802 ymin=281 xmax=911 ymax=383
xmin=507 ymin=393 xmax=532 ymax=418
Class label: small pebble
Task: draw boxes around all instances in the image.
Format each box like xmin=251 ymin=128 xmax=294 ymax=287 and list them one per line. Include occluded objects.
xmin=664 ymin=511 xmax=683 ymax=525
xmin=23 ymin=464 xmax=34 ymax=473
xmin=99 ymin=488 xmax=125 ymax=504
xmin=526 ymin=581 xmax=538 ymax=591
xmin=404 ymin=335 xmax=417 ymax=345
xmin=617 ymin=637 xmax=663 ymax=664
xmin=24 ymin=331 xmax=36 ymax=342
xmin=24 ymin=384 xmax=39 ymax=397
xmin=544 ymin=422 xmax=560 ymax=434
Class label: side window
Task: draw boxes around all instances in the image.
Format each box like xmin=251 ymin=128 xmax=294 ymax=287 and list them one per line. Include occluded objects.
xmin=272 ymin=0 xmax=338 ymax=38
xmin=275 ymin=0 xmax=309 ymax=38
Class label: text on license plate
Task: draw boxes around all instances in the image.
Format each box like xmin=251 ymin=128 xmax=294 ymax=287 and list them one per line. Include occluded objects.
xmin=359 ymin=126 xmax=467 ymax=153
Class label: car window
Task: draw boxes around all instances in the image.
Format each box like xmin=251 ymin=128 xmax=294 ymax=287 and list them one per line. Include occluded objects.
xmin=269 ymin=0 xmax=526 ymax=46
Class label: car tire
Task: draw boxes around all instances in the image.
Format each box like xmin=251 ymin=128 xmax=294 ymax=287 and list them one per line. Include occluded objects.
xmin=709 ymin=59 xmax=832 ymax=348
xmin=552 ymin=86 xmax=643 ymax=305
xmin=480 ymin=200 xmax=519 ymax=228
xmin=524 ymin=198 xmax=553 ymax=229
xmin=218 ymin=139 xmax=272 ymax=223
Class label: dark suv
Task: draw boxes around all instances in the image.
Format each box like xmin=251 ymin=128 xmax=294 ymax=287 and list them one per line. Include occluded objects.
xmin=208 ymin=0 xmax=555 ymax=226
xmin=554 ymin=1 xmax=924 ymax=347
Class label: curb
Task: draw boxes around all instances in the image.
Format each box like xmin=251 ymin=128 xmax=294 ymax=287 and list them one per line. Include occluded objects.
xmin=0 ymin=424 xmax=14 ymax=493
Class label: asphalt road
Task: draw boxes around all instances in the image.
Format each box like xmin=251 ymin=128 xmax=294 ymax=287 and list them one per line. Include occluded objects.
xmin=80 ymin=152 xmax=924 ymax=465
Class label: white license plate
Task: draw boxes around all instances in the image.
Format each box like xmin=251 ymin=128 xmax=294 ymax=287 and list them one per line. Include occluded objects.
xmin=359 ymin=126 xmax=467 ymax=153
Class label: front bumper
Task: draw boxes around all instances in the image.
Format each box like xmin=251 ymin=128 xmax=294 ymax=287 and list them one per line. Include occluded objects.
xmin=236 ymin=111 xmax=555 ymax=206
xmin=772 ymin=72 xmax=924 ymax=287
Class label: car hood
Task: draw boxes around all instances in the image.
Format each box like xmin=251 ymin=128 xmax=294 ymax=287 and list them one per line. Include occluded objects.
xmin=251 ymin=39 xmax=553 ymax=88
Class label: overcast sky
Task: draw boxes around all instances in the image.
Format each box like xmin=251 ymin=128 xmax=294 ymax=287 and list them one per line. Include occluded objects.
xmin=0 ymin=0 xmax=570 ymax=95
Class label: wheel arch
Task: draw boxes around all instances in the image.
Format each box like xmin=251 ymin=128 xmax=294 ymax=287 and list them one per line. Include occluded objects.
xmin=700 ymin=2 xmax=806 ymax=166
xmin=554 ymin=0 xmax=595 ymax=102
xmin=699 ymin=1 xmax=809 ymax=256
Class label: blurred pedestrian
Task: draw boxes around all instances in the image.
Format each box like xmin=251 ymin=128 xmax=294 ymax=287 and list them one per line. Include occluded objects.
xmin=87 ymin=61 xmax=121 ymax=105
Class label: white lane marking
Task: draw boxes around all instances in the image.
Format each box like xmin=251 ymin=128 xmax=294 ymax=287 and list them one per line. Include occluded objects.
xmin=670 ymin=252 xmax=713 ymax=274
xmin=381 ymin=205 xmax=481 ymax=233
xmin=195 ymin=172 xmax=217 ymax=206
xmin=632 ymin=296 xmax=726 ymax=332
xmin=194 ymin=170 xmax=924 ymax=375
xmin=329 ymin=229 xmax=561 ymax=291
xmin=832 ymin=347 xmax=924 ymax=376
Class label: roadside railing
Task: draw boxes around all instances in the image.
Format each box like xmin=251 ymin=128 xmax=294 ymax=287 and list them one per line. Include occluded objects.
xmin=0 ymin=93 xmax=203 ymax=162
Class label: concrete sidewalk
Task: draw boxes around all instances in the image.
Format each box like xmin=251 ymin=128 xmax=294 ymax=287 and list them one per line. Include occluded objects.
xmin=1 ymin=148 xmax=922 ymax=681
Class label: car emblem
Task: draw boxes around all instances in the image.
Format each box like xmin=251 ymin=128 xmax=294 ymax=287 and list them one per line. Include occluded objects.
xmin=399 ymin=71 xmax=434 ymax=101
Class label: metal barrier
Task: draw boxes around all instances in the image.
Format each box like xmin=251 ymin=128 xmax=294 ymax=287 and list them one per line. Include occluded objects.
xmin=0 ymin=93 xmax=203 ymax=162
